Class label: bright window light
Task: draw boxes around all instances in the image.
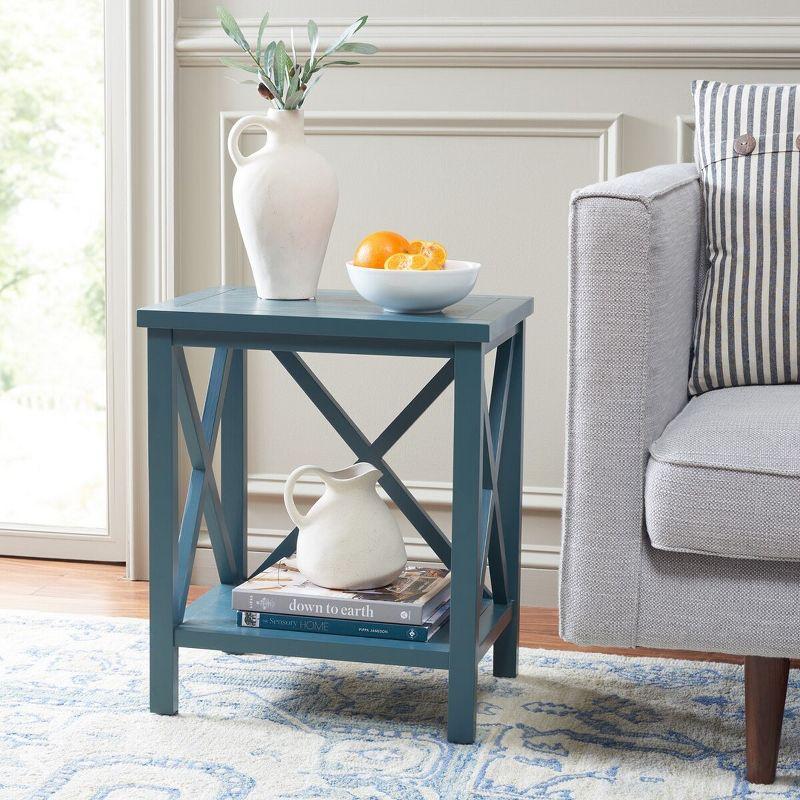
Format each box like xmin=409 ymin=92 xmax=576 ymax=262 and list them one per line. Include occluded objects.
xmin=0 ymin=0 xmax=107 ymax=531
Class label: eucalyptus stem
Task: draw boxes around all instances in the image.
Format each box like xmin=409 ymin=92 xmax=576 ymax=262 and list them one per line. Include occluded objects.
xmin=216 ymin=7 xmax=377 ymax=110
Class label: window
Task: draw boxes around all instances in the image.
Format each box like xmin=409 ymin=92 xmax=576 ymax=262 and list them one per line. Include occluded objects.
xmin=0 ymin=0 xmax=128 ymax=560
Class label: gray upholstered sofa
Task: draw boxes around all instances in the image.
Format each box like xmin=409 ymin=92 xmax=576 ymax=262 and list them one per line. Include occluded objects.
xmin=560 ymin=162 xmax=800 ymax=784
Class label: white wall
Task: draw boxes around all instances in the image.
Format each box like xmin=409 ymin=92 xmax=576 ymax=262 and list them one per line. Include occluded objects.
xmin=175 ymin=0 xmax=800 ymax=605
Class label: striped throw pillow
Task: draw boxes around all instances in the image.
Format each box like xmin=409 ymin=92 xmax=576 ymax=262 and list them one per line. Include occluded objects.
xmin=689 ymin=80 xmax=800 ymax=395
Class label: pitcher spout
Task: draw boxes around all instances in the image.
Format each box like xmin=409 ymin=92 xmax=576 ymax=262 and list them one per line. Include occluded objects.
xmin=324 ymin=462 xmax=382 ymax=485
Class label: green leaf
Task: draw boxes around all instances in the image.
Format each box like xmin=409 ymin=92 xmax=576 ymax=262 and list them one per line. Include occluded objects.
xmin=256 ymin=11 xmax=269 ymax=62
xmin=336 ymin=42 xmax=378 ymax=54
xmin=320 ymin=60 xmax=360 ymax=67
xmin=273 ymin=40 xmax=288 ymax=96
xmin=281 ymin=44 xmax=296 ymax=80
xmin=219 ymin=56 xmax=259 ymax=73
xmin=307 ymin=19 xmax=319 ymax=61
xmin=216 ymin=6 xmax=249 ymax=51
xmin=263 ymin=41 xmax=276 ymax=76
xmin=322 ymin=15 xmax=368 ymax=57
xmin=285 ymin=89 xmax=304 ymax=109
xmin=275 ymin=40 xmax=289 ymax=67
xmin=286 ymin=67 xmax=302 ymax=107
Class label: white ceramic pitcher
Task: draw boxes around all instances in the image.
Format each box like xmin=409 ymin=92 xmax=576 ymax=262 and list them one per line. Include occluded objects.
xmin=227 ymin=109 xmax=338 ymax=300
xmin=284 ymin=463 xmax=407 ymax=590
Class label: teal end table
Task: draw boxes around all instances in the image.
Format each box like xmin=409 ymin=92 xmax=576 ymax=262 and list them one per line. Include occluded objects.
xmin=137 ymin=287 xmax=532 ymax=744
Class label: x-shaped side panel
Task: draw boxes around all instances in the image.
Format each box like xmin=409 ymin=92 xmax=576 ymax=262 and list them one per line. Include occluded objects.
xmin=174 ymin=347 xmax=237 ymax=617
xmin=480 ymin=337 xmax=515 ymax=603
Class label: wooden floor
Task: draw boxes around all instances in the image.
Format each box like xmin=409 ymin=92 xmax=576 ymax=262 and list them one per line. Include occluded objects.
xmin=0 ymin=556 xmax=743 ymax=665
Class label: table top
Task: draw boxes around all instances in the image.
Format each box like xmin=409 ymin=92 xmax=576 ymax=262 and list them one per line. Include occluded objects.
xmin=137 ymin=287 xmax=533 ymax=344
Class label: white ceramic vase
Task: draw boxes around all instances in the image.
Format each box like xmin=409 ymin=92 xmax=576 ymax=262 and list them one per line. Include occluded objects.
xmin=227 ymin=110 xmax=338 ymax=300
xmin=284 ymin=463 xmax=408 ymax=591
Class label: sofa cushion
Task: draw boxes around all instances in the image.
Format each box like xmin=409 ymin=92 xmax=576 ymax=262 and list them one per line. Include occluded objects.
xmin=645 ymin=385 xmax=800 ymax=561
xmin=688 ymin=80 xmax=800 ymax=396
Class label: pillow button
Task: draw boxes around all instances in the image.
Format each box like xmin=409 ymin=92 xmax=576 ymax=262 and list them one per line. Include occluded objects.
xmin=796 ymin=133 xmax=800 ymax=150
xmin=734 ymin=133 xmax=756 ymax=155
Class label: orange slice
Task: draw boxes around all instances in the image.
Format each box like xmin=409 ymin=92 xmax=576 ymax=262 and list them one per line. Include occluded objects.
xmin=407 ymin=240 xmax=447 ymax=269
xmin=384 ymin=253 xmax=429 ymax=271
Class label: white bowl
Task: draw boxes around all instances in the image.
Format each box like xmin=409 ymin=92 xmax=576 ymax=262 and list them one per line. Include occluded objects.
xmin=346 ymin=260 xmax=481 ymax=314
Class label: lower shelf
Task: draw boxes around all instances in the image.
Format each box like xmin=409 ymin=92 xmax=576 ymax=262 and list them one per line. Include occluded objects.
xmin=175 ymin=584 xmax=514 ymax=670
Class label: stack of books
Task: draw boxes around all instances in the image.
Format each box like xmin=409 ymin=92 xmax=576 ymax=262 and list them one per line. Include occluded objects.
xmin=232 ymin=561 xmax=451 ymax=642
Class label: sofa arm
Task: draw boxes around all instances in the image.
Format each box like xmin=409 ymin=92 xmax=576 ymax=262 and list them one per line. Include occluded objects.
xmin=560 ymin=163 xmax=703 ymax=647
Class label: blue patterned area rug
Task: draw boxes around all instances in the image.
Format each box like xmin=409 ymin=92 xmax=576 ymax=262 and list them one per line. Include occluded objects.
xmin=1 ymin=612 xmax=798 ymax=799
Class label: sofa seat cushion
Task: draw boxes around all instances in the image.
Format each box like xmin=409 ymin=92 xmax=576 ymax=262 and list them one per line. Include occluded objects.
xmin=645 ymin=385 xmax=800 ymax=561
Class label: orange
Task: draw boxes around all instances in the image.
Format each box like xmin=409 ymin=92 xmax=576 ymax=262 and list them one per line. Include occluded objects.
xmin=407 ymin=240 xmax=447 ymax=269
xmin=353 ymin=231 xmax=410 ymax=269
xmin=384 ymin=253 xmax=429 ymax=271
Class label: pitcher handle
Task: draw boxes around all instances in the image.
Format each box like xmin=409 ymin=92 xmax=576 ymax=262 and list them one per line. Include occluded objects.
xmin=227 ymin=114 xmax=273 ymax=169
xmin=284 ymin=465 xmax=328 ymax=528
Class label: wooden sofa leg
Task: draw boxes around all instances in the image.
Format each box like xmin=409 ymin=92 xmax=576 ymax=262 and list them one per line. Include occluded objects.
xmin=745 ymin=656 xmax=790 ymax=784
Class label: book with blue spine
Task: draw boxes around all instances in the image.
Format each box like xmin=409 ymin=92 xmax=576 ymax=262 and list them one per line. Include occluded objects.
xmin=237 ymin=600 xmax=450 ymax=642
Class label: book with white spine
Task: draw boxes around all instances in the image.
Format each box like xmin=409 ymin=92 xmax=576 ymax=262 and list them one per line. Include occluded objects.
xmin=231 ymin=561 xmax=451 ymax=625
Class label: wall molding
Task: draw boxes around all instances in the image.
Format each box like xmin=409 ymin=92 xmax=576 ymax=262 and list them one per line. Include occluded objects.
xmin=248 ymin=471 xmax=563 ymax=514
xmin=219 ymin=110 xmax=621 ymax=283
xmin=178 ymin=16 xmax=800 ymax=68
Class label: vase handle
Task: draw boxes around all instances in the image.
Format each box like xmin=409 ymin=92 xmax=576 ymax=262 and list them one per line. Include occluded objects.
xmin=284 ymin=465 xmax=328 ymax=528
xmin=227 ymin=115 xmax=273 ymax=169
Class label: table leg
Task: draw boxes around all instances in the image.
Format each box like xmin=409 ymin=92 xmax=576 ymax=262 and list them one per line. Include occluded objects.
xmin=493 ymin=323 xmax=525 ymax=678
xmin=222 ymin=348 xmax=248 ymax=584
xmin=448 ymin=344 xmax=484 ymax=744
xmin=147 ymin=328 xmax=179 ymax=715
